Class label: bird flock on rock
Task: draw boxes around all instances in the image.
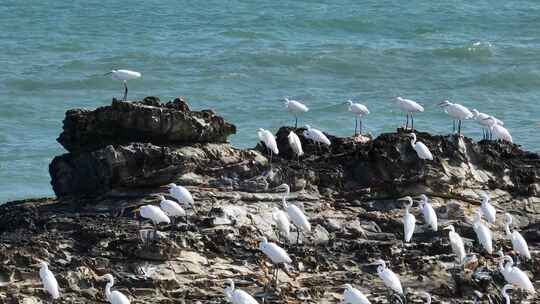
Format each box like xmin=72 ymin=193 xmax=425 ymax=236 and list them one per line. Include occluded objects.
xmin=34 ymin=73 xmax=528 ymax=303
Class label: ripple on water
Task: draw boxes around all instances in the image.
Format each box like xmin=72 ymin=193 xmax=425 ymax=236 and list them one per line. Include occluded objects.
xmin=432 ymin=41 xmax=494 ymax=59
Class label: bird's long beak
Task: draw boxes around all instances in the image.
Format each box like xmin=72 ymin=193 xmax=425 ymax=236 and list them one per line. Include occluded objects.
xmin=397 ymin=196 xmax=410 ymax=201
xmin=438 ymin=102 xmax=449 ymax=107
xmin=103 ymin=72 xmax=112 ymax=76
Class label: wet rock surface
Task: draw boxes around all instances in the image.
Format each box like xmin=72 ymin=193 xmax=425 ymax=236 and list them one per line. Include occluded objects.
xmin=4 ymin=99 xmax=540 ymax=303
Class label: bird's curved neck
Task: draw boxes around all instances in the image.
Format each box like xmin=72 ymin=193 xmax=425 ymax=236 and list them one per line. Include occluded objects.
xmin=504 ymin=223 xmax=512 ymax=238
xmin=105 ymin=278 xmax=114 ymax=301
xmin=426 ymin=297 xmax=431 ymax=304
xmin=281 ymin=196 xmax=288 ymax=208
xmin=502 ymin=293 xmax=510 ymax=304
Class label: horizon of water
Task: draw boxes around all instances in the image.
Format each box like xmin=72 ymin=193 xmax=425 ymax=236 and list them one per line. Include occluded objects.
xmin=1 ymin=1 xmax=540 ymax=202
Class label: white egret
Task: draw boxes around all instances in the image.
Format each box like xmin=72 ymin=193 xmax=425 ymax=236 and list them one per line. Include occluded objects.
xmin=373 ymin=259 xmax=403 ymax=295
xmin=38 ymin=261 xmax=60 ymax=300
xmin=483 ymin=117 xmax=513 ymax=143
xmin=278 ymin=184 xmax=311 ymax=244
xmin=138 ymin=205 xmax=170 ymax=244
xmin=418 ymin=194 xmax=437 ymax=231
xmin=284 ymin=97 xmax=309 ymax=128
xmin=399 ymin=196 xmax=416 ymax=243
xmin=104 ymin=69 xmax=141 ymax=101
xmin=501 ymin=284 xmax=512 ymax=304
xmin=167 ymin=183 xmax=196 ymax=214
xmin=408 ymin=133 xmax=433 ymax=160
xmin=479 ymin=193 xmax=496 ymax=224
xmin=419 ymin=291 xmax=431 ymax=304
xmin=472 ymin=209 xmax=493 ymax=254
xmin=438 ymin=100 xmax=473 ymax=134
xmin=303 ymin=125 xmax=331 ymax=150
xmin=272 ymin=207 xmax=291 ymax=243
xmin=224 ymin=279 xmax=259 ymax=304
xmin=393 ymin=96 xmax=424 ymax=130
xmin=443 ymin=225 xmax=466 ymax=264
xmin=159 ymin=195 xmax=186 ymax=224
xmin=287 ymin=131 xmax=303 ymax=162
xmin=342 ymin=284 xmax=371 ymax=304
xmin=257 ymin=128 xmax=279 ymax=163
xmin=498 ymin=253 xmax=535 ymax=293
xmin=504 ymin=213 xmax=531 ymax=261
xmin=100 ymin=274 xmax=130 ymax=304
xmin=259 ymin=237 xmax=292 ymax=290
xmin=345 ymin=100 xmax=370 ymax=135
xmin=471 ymin=109 xmax=504 ymax=140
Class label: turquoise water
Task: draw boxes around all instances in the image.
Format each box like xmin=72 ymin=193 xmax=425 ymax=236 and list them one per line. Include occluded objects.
xmin=1 ymin=1 xmax=540 ymax=202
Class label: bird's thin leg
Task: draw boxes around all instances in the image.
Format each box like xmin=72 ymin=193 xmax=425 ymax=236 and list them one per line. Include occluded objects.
xmin=411 ymin=114 xmax=414 ymax=130
xmin=295 ymin=224 xmax=301 ymax=246
xmin=359 ymin=119 xmax=363 ymax=135
xmin=453 ymin=120 xmax=456 ymax=133
xmin=354 ymin=117 xmax=358 ymax=135
xmin=295 ymin=115 xmax=298 ymax=129
xmin=406 ymin=114 xmax=409 ymax=130
xmin=458 ymin=120 xmax=462 ymax=134
xmin=482 ymin=128 xmax=485 ymax=140
xmin=273 ymin=267 xmax=279 ymax=291
xmin=123 ymin=81 xmax=128 ymax=101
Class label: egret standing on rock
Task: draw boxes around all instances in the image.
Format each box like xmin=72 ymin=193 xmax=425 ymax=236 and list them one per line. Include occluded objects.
xmin=443 ymin=225 xmax=466 ymax=265
xmin=224 ymin=279 xmax=259 ymax=304
xmin=373 ymin=259 xmax=403 ymax=295
xmin=408 ymin=133 xmax=433 ymax=160
xmin=38 ymin=261 xmax=60 ymax=300
xmin=104 ymin=69 xmax=141 ymax=101
xmin=483 ymin=117 xmax=513 ymax=143
xmin=284 ymin=97 xmax=309 ymax=128
xmin=472 ymin=209 xmax=493 ymax=254
xmin=287 ymin=131 xmax=303 ymax=162
xmin=303 ymin=125 xmax=331 ymax=150
xmin=471 ymin=109 xmax=503 ymax=140
xmin=438 ymin=100 xmax=473 ymax=134
xmin=345 ymin=100 xmax=370 ymax=135
xmin=100 ymin=274 xmax=131 ymax=304
xmin=272 ymin=207 xmax=291 ymax=243
xmin=501 ymin=284 xmax=513 ymax=304
xmin=498 ymin=253 xmax=535 ymax=293
xmin=418 ymin=194 xmax=437 ymax=231
xmin=168 ymin=183 xmax=196 ymax=215
xmin=479 ymin=193 xmax=496 ymax=224
xmin=259 ymin=237 xmax=292 ymax=290
xmin=504 ymin=213 xmax=531 ymax=261
xmin=393 ymin=96 xmax=424 ymax=130
xmin=257 ymin=128 xmax=279 ymax=163
xmin=399 ymin=196 xmax=416 ymax=243
xmin=342 ymin=284 xmax=371 ymax=304
xmin=158 ymin=195 xmax=186 ymax=224
xmin=138 ymin=205 xmax=170 ymax=245
xmin=277 ymin=184 xmax=311 ymax=244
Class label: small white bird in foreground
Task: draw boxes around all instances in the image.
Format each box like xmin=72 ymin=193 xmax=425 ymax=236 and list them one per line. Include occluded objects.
xmin=272 ymin=207 xmax=291 ymax=243
xmin=419 ymin=291 xmax=432 ymax=304
xmin=38 ymin=261 xmax=60 ymax=299
xmin=224 ymin=279 xmax=259 ymax=304
xmin=287 ymin=131 xmax=304 ymax=162
xmin=443 ymin=225 xmax=466 ymax=264
xmin=257 ymin=128 xmax=279 ymax=163
xmin=373 ymin=259 xmax=403 ymax=295
xmin=504 ymin=213 xmax=531 ymax=261
xmin=438 ymin=100 xmax=473 ymax=134
xmin=104 ymin=69 xmax=141 ymax=101
xmin=345 ymin=100 xmax=370 ymax=135
xmin=138 ymin=205 xmax=171 ymax=244
xmin=393 ymin=96 xmax=424 ymax=130
xmin=408 ymin=133 xmax=433 ymax=160
xmin=278 ymin=183 xmax=311 ymax=244
xmin=168 ymin=183 xmax=196 ymax=214
xmin=159 ymin=195 xmax=186 ymax=223
xmin=472 ymin=209 xmax=493 ymax=254
xmin=342 ymin=284 xmax=371 ymax=304
xmin=483 ymin=117 xmax=513 ymax=143
xmin=501 ymin=284 xmax=513 ymax=304
xmin=284 ymin=97 xmax=309 ymax=128
xmin=418 ymin=194 xmax=437 ymax=231
xmin=498 ymin=253 xmax=535 ymax=293
xmin=304 ymin=125 xmax=331 ymax=147
xmin=399 ymin=196 xmax=416 ymax=243
xmin=259 ymin=237 xmax=292 ymax=289
xmin=100 ymin=274 xmax=131 ymax=304
xmin=479 ymin=193 xmax=496 ymax=224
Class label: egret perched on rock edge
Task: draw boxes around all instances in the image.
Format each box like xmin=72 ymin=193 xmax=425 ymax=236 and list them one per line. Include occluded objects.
xmin=284 ymin=97 xmax=309 ymax=128
xmin=224 ymin=279 xmax=259 ymax=304
xmin=257 ymin=128 xmax=279 ymax=163
xmin=100 ymin=274 xmax=130 ymax=304
xmin=471 ymin=109 xmax=503 ymax=140
xmin=479 ymin=193 xmax=496 ymax=224
xmin=277 ymin=183 xmax=311 ymax=245
xmin=501 ymin=284 xmax=513 ymax=304
xmin=438 ymin=100 xmax=473 ymax=134
xmin=399 ymin=196 xmax=416 ymax=243
xmin=287 ymin=131 xmax=303 ymax=163
xmin=373 ymin=259 xmax=403 ymax=295
xmin=483 ymin=117 xmax=513 ymax=143
xmin=38 ymin=261 xmax=60 ymax=300
xmin=158 ymin=195 xmax=186 ymax=224
xmin=342 ymin=284 xmax=371 ymax=304
xmin=303 ymin=125 xmax=331 ymax=152
xmin=393 ymin=96 xmax=424 ymax=130
xmin=408 ymin=133 xmax=433 ymax=160
xmin=259 ymin=237 xmax=292 ymax=291
xmin=104 ymin=69 xmax=141 ymax=101
xmin=418 ymin=194 xmax=437 ymax=231
xmin=443 ymin=225 xmax=466 ymax=265
xmin=498 ymin=252 xmax=535 ymax=293
xmin=345 ymin=100 xmax=370 ymax=135
xmin=419 ymin=291 xmax=431 ymax=304
xmin=504 ymin=213 xmax=531 ymax=262
xmin=272 ymin=207 xmax=291 ymax=243
xmin=138 ymin=205 xmax=170 ymax=244
xmin=168 ymin=183 xmax=196 ymax=215
xmin=472 ymin=209 xmax=493 ymax=254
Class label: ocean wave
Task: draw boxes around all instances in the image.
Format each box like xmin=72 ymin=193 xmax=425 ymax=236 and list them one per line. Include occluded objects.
xmin=432 ymin=41 xmax=494 ymax=59
xmin=473 ymin=70 xmax=540 ymax=89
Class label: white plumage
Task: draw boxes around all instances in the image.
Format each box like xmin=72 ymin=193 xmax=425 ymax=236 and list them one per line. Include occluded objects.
xmin=287 ymin=131 xmax=304 ymax=158
xmin=259 ymin=237 xmax=292 ymax=264
xmin=471 ymin=109 xmax=504 ymax=139
xmin=257 ymin=128 xmax=279 ymax=155
xmin=408 ymin=133 xmax=433 ymax=160
xmin=374 ymin=259 xmax=403 ymax=295
xmin=420 ymin=291 xmax=432 ymax=304
xmin=272 ymin=207 xmax=291 ymax=241
xmin=279 ymin=184 xmax=311 ymax=233
xmin=504 ymin=213 xmax=531 ymax=260
xmin=224 ymin=279 xmax=259 ymax=304
xmin=400 ymin=196 xmax=416 ymax=243
xmin=472 ymin=209 xmax=493 ymax=254
xmin=39 ymin=261 xmax=60 ymax=299
xmin=501 ymin=284 xmax=512 ymax=304
xmin=479 ymin=193 xmax=496 ymax=224
xmin=499 ymin=254 xmax=535 ymax=293
xmin=284 ymin=97 xmax=309 ymax=128
xmin=139 ymin=205 xmax=171 ymax=225
xmin=159 ymin=195 xmax=186 ymax=219
xmin=303 ymin=125 xmax=331 ymax=146
xmin=104 ymin=69 xmax=141 ymax=101
xmin=342 ymin=284 xmax=371 ymax=304
xmin=419 ymin=194 xmax=437 ymax=231
xmin=393 ymin=96 xmax=424 ymax=130
xmin=168 ymin=183 xmax=195 ymax=207
xmin=101 ymin=274 xmax=130 ymax=304
xmin=346 ymin=100 xmax=370 ymax=135
xmin=444 ymin=225 xmax=466 ymax=264
xmin=483 ymin=116 xmax=513 ymax=143
xmin=438 ymin=100 xmax=473 ymax=134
